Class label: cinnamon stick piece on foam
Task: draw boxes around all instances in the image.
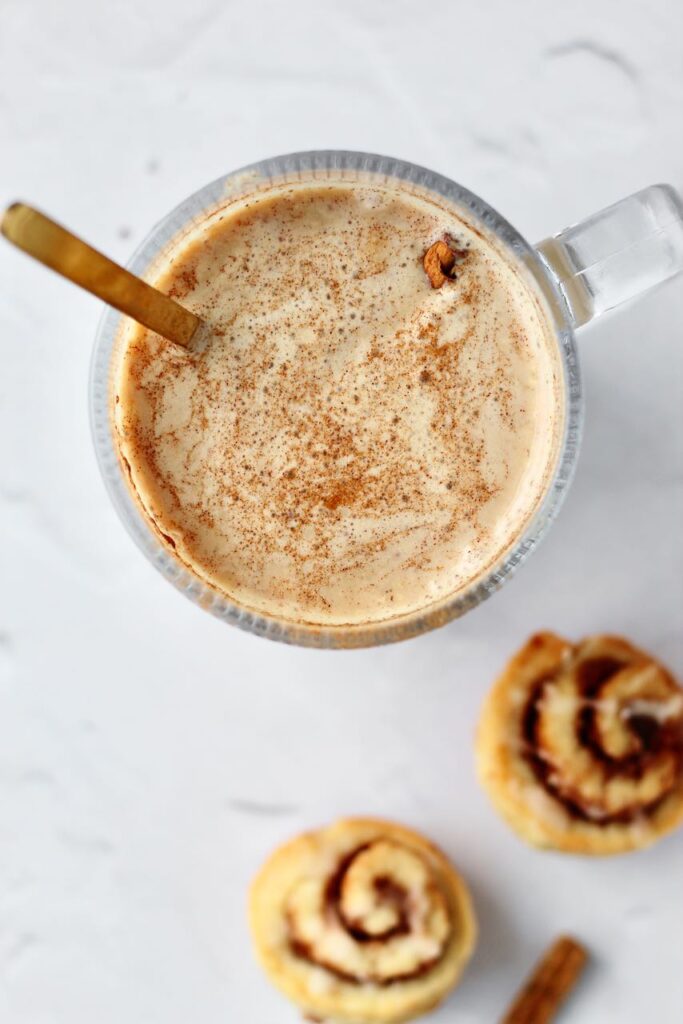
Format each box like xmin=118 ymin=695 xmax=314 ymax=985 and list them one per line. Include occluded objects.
xmin=500 ymin=936 xmax=588 ymax=1024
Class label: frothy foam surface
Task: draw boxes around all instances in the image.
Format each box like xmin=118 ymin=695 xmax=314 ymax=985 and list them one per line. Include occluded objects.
xmin=114 ymin=180 xmax=563 ymax=626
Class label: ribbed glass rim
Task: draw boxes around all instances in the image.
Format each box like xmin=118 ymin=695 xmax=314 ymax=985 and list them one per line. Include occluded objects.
xmin=89 ymin=150 xmax=583 ymax=648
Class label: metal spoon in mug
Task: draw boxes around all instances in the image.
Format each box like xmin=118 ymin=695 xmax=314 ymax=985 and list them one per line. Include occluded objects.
xmin=1 ymin=202 xmax=200 ymax=347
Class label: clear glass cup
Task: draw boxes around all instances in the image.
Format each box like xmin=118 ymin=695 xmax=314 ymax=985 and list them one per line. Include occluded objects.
xmin=89 ymin=152 xmax=683 ymax=648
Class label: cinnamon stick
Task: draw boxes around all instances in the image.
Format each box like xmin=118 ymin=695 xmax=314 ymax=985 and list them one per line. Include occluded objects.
xmin=500 ymin=936 xmax=588 ymax=1024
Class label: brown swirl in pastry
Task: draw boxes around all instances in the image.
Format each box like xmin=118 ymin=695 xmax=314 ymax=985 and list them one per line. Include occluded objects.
xmin=477 ymin=633 xmax=683 ymax=854
xmin=286 ymin=839 xmax=451 ymax=985
xmin=249 ymin=818 xmax=476 ymax=1022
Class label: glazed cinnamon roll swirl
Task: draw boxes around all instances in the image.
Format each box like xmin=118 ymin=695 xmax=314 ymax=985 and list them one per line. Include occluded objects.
xmin=249 ymin=818 xmax=476 ymax=1022
xmin=477 ymin=633 xmax=683 ymax=854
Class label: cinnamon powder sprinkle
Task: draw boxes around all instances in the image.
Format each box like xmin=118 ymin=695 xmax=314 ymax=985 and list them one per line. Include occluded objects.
xmin=113 ymin=181 xmax=562 ymax=626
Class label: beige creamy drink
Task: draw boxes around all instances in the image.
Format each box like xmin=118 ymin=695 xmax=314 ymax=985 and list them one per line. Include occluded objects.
xmin=114 ymin=179 xmax=563 ymax=626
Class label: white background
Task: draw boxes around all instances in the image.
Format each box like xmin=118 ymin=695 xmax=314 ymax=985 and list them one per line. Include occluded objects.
xmin=1 ymin=1 xmax=682 ymax=1021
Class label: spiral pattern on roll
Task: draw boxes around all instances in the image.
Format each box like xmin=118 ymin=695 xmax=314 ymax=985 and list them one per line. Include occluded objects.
xmin=286 ymin=838 xmax=451 ymax=985
xmin=477 ymin=633 xmax=683 ymax=854
xmin=249 ymin=818 xmax=476 ymax=1023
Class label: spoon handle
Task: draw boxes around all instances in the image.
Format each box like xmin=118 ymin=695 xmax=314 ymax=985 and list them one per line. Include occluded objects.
xmin=1 ymin=202 xmax=200 ymax=347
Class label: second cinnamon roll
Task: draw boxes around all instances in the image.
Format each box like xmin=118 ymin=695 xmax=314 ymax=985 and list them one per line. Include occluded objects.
xmin=476 ymin=632 xmax=683 ymax=854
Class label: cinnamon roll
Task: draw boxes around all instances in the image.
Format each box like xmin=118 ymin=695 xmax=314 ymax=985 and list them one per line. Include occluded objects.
xmin=477 ymin=632 xmax=683 ymax=854
xmin=249 ymin=818 xmax=476 ymax=1022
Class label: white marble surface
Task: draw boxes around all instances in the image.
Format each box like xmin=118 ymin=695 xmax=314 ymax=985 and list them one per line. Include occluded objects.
xmin=1 ymin=1 xmax=683 ymax=1021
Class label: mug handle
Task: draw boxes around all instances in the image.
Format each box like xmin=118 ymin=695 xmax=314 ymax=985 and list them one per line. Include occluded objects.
xmin=535 ymin=184 xmax=683 ymax=328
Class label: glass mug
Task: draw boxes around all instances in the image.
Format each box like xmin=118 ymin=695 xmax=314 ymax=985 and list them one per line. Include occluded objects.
xmin=90 ymin=151 xmax=683 ymax=648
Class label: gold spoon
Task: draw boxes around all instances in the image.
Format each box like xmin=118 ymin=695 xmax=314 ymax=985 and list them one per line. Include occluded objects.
xmin=1 ymin=203 xmax=200 ymax=347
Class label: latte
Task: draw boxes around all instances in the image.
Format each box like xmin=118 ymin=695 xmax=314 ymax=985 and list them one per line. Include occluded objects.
xmin=114 ymin=179 xmax=563 ymax=626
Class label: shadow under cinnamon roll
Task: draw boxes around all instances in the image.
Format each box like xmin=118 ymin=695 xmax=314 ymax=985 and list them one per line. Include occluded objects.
xmin=249 ymin=818 xmax=476 ymax=1022
xmin=477 ymin=632 xmax=683 ymax=854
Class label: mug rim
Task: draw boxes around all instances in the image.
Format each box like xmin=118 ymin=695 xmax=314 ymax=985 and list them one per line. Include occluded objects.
xmin=89 ymin=149 xmax=583 ymax=648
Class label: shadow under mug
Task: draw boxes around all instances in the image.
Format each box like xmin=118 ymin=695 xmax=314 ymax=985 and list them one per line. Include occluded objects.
xmin=89 ymin=152 xmax=683 ymax=648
